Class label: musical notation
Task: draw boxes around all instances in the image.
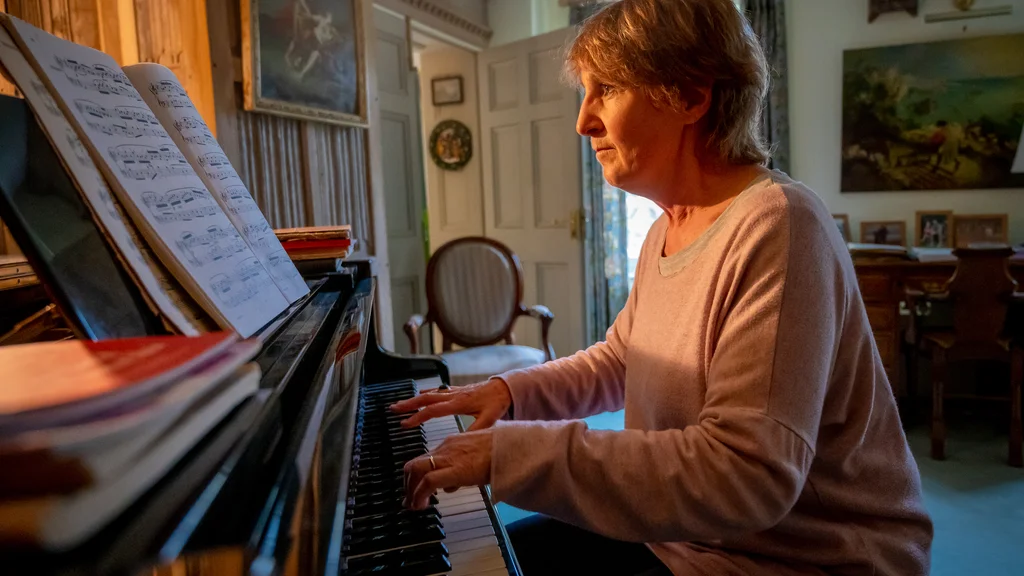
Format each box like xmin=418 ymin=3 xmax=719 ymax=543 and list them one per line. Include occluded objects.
xmin=150 ymin=80 xmax=193 ymax=109
xmin=209 ymin=257 xmax=267 ymax=309
xmin=173 ymin=116 xmax=217 ymax=146
xmin=219 ymin=186 xmax=258 ymax=216
xmin=143 ymin=187 xmax=219 ymax=223
xmin=65 ymin=128 xmax=92 ymax=166
xmin=51 ymin=56 xmax=142 ymax=101
xmin=29 ymin=79 xmax=62 ymax=117
xmin=174 ymin=225 xmax=248 ymax=267
xmin=107 ymin=144 xmax=193 ymax=180
xmin=75 ymin=100 xmax=168 ymax=139
xmin=95 ymin=184 xmax=121 ymax=221
xmin=241 ymin=222 xmax=273 ymax=250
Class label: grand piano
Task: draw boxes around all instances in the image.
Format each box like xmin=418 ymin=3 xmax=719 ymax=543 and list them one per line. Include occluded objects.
xmin=0 ymin=95 xmax=521 ymax=576
xmin=0 ymin=266 xmax=521 ymax=576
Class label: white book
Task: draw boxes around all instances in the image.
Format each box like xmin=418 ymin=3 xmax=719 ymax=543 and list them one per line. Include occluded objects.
xmin=2 ymin=15 xmax=295 ymax=338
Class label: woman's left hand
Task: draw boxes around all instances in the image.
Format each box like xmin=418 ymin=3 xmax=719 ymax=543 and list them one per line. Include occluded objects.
xmin=404 ymin=428 xmax=493 ymax=510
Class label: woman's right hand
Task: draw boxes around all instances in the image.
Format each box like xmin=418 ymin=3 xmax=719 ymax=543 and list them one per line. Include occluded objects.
xmin=389 ymin=379 xmax=513 ymax=432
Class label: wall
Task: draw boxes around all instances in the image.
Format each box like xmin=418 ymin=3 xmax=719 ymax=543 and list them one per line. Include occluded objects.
xmin=486 ymin=0 xmax=533 ymax=46
xmin=789 ymin=0 xmax=1024 ymax=244
xmin=418 ymin=45 xmax=485 ymax=250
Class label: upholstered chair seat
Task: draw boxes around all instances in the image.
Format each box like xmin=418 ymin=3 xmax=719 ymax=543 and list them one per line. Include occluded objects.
xmin=404 ymin=237 xmax=555 ymax=387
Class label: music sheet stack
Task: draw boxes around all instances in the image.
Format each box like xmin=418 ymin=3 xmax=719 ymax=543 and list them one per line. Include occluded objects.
xmin=0 ymin=15 xmax=311 ymax=339
xmin=0 ymin=332 xmax=261 ymax=550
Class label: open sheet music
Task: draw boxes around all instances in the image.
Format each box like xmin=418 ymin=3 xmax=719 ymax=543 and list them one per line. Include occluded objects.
xmin=123 ymin=64 xmax=309 ymax=304
xmin=2 ymin=15 xmax=301 ymax=338
xmin=0 ymin=26 xmax=213 ymax=336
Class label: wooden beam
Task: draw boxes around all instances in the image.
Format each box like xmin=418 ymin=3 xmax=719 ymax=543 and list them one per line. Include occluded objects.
xmin=204 ymin=0 xmax=240 ymax=166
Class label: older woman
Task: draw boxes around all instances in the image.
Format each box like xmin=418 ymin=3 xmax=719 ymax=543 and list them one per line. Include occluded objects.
xmin=393 ymin=1 xmax=933 ymax=574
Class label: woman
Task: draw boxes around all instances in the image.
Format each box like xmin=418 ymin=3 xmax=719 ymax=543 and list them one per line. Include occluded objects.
xmin=393 ymin=1 xmax=933 ymax=574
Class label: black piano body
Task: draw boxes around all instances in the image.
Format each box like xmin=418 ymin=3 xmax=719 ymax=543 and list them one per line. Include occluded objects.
xmin=0 ymin=264 xmax=521 ymax=576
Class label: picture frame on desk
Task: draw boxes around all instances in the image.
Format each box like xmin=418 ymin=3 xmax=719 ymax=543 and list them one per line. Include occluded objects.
xmin=240 ymin=0 xmax=368 ymax=127
xmin=861 ymin=220 xmax=906 ymax=246
xmin=953 ymin=214 xmax=1009 ymax=248
xmin=915 ymin=211 xmax=953 ymax=248
xmin=832 ymin=214 xmax=851 ymax=242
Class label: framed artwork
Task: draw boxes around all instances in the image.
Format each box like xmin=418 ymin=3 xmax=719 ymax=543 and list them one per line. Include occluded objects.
xmin=429 ymin=120 xmax=472 ymax=171
xmin=868 ymin=0 xmax=918 ymax=22
xmin=915 ymin=211 xmax=953 ymax=247
xmin=241 ymin=0 xmax=368 ymax=127
xmin=833 ymin=214 xmax=851 ymax=242
xmin=861 ymin=220 xmax=907 ymax=245
xmin=841 ymin=33 xmax=1024 ymax=191
xmin=953 ymin=214 xmax=1009 ymax=247
xmin=431 ymin=76 xmax=464 ymax=106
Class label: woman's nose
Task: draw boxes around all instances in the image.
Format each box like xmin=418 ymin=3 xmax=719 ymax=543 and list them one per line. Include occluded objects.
xmin=576 ymin=101 xmax=603 ymax=137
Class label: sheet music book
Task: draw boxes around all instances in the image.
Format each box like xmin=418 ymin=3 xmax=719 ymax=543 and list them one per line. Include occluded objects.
xmin=0 ymin=15 xmax=299 ymax=338
xmin=0 ymin=26 xmax=212 ymax=336
xmin=123 ymin=64 xmax=309 ymax=304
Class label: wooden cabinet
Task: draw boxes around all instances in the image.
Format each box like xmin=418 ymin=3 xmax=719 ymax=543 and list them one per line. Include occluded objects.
xmin=853 ymin=259 xmax=1024 ymax=398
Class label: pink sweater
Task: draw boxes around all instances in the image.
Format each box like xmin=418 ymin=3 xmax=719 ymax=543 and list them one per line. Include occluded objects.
xmin=490 ymin=173 xmax=932 ymax=575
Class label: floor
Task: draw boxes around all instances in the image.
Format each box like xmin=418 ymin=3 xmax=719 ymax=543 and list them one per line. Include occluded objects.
xmin=494 ymin=411 xmax=1024 ymax=576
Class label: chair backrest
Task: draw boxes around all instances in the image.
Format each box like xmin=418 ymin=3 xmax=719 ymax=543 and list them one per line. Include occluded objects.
xmin=947 ymin=247 xmax=1018 ymax=343
xmin=425 ymin=237 xmax=524 ymax=349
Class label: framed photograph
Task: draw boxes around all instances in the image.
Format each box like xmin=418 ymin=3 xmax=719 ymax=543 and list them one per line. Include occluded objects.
xmin=832 ymin=214 xmax=851 ymax=242
xmin=241 ymin=0 xmax=368 ymax=127
xmin=431 ymin=76 xmax=464 ymax=106
xmin=953 ymin=214 xmax=1009 ymax=248
xmin=860 ymin=220 xmax=907 ymax=245
xmin=915 ymin=211 xmax=953 ymax=248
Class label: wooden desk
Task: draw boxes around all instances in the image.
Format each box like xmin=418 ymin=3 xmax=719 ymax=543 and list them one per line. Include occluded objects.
xmin=853 ymin=259 xmax=1024 ymax=398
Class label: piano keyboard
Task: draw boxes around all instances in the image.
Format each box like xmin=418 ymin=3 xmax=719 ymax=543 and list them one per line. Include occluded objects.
xmin=340 ymin=376 xmax=510 ymax=576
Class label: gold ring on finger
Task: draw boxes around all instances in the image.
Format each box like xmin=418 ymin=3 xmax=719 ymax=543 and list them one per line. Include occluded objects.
xmin=428 ymin=454 xmax=437 ymax=470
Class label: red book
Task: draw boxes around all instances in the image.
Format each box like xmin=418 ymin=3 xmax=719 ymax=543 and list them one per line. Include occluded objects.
xmin=281 ymin=238 xmax=352 ymax=252
xmin=0 ymin=332 xmax=237 ymax=432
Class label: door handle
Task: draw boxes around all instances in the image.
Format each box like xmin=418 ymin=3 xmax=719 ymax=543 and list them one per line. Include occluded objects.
xmin=569 ymin=209 xmax=586 ymax=241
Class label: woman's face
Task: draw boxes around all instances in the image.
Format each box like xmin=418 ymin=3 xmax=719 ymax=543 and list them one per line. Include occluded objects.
xmin=575 ymin=70 xmax=705 ymax=196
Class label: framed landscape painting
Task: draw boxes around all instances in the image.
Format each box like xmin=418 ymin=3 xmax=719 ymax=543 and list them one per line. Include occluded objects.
xmin=861 ymin=221 xmax=906 ymax=245
xmin=841 ymin=33 xmax=1024 ymax=192
xmin=953 ymin=214 xmax=1009 ymax=248
xmin=241 ymin=0 xmax=368 ymax=127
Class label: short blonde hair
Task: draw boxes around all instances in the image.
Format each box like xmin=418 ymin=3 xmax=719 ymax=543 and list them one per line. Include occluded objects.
xmin=566 ymin=0 xmax=770 ymax=165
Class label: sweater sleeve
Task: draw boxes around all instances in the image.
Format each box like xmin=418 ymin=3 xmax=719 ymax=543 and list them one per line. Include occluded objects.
xmin=490 ymin=197 xmax=845 ymax=543
xmin=491 ymin=222 xmax=653 ymax=421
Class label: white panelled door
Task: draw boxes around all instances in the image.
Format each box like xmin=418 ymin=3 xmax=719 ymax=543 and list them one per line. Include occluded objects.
xmin=478 ymin=29 xmax=584 ymax=358
xmin=374 ymin=8 xmax=428 ymax=355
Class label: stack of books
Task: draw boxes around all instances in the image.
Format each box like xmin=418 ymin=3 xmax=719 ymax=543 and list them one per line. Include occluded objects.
xmin=847 ymin=242 xmax=910 ymax=260
xmin=276 ymin=226 xmax=356 ymax=275
xmin=0 ymin=332 xmax=260 ymax=550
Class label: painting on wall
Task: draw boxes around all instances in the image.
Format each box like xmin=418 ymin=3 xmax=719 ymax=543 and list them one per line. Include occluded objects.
xmin=242 ymin=0 xmax=367 ymax=127
xmin=841 ymin=33 xmax=1024 ymax=192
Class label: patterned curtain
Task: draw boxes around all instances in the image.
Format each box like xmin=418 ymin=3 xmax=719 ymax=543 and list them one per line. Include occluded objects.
xmin=572 ymin=2 xmax=630 ymax=345
xmin=746 ymin=0 xmax=790 ymax=172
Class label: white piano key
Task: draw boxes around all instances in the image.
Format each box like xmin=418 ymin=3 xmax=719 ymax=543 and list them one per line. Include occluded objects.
xmin=414 ymin=376 xmax=444 ymax=391
xmin=446 ymin=535 xmax=499 ymax=554
xmin=443 ymin=513 xmax=494 ymax=534
xmin=472 ymin=569 xmax=514 ymax=576
xmin=449 ymin=545 xmax=506 ymax=576
xmin=437 ymin=488 xmax=481 ymax=502
xmin=444 ymin=525 xmax=495 ymax=543
xmin=439 ymin=500 xmax=487 ymax=517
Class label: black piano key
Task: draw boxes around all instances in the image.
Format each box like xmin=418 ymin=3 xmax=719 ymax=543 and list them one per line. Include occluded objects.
xmin=345 ymin=525 xmax=445 ymax=557
xmin=343 ymin=542 xmax=450 ymax=576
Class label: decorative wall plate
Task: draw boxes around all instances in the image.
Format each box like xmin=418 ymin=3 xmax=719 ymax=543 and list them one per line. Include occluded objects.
xmin=428 ymin=120 xmax=472 ymax=171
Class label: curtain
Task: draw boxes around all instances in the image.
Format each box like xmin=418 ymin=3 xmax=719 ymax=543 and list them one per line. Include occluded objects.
xmin=572 ymin=3 xmax=630 ymax=345
xmin=746 ymin=0 xmax=790 ymax=173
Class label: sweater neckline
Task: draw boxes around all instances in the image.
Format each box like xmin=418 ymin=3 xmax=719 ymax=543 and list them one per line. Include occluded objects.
xmin=657 ymin=171 xmax=778 ymax=278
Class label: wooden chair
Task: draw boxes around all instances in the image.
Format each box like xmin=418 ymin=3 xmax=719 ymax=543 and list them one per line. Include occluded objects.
xmin=906 ymin=247 xmax=1024 ymax=467
xmin=404 ymin=237 xmax=555 ymax=386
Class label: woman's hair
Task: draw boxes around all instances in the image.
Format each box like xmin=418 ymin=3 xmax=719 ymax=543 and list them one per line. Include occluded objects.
xmin=566 ymin=0 xmax=770 ymax=165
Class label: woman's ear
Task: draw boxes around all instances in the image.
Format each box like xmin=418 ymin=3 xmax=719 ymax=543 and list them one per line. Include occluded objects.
xmin=677 ymin=85 xmax=713 ymax=125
